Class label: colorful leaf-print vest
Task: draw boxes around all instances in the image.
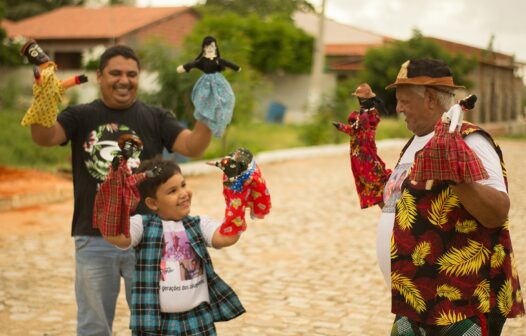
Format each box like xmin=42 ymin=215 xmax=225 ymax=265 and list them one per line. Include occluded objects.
xmin=391 ymin=122 xmax=524 ymax=325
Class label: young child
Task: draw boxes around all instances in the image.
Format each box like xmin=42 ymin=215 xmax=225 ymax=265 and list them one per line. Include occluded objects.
xmin=101 ymin=158 xmax=245 ymax=336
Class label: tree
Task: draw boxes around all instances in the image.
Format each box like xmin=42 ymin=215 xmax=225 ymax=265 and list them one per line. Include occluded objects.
xmin=0 ymin=1 xmax=23 ymax=65
xmin=3 ymin=0 xmax=85 ymax=21
xmin=204 ymin=0 xmax=314 ymax=19
xmin=139 ymin=10 xmax=313 ymax=124
xmin=360 ymin=29 xmax=477 ymax=114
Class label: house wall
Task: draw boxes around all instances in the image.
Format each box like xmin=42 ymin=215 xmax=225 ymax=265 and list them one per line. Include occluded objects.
xmin=257 ymin=73 xmax=337 ymax=123
xmin=465 ymin=63 xmax=526 ymax=135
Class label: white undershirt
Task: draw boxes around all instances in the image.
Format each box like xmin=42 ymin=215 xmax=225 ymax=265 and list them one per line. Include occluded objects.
xmin=376 ymin=132 xmax=506 ymax=288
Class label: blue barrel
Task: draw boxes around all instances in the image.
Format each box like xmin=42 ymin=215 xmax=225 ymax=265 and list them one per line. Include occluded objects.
xmin=266 ymin=102 xmax=286 ymax=123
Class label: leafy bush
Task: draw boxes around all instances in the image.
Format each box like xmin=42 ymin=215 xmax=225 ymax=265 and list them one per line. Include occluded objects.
xmin=0 ymin=108 xmax=71 ymax=169
xmin=0 ymin=77 xmax=22 ymax=109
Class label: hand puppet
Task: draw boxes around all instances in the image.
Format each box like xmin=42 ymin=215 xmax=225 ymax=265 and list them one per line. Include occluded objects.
xmin=177 ymin=36 xmax=240 ymax=137
xmin=333 ymin=83 xmax=391 ymax=208
xmin=20 ymin=39 xmax=87 ymax=128
xmin=93 ymin=134 xmax=160 ymax=237
xmin=409 ymin=94 xmax=488 ymax=185
xmin=208 ymin=148 xmax=271 ymax=235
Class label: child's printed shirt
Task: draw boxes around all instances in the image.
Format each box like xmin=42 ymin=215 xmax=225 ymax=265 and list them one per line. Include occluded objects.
xmin=129 ymin=214 xmax=221 ymax=313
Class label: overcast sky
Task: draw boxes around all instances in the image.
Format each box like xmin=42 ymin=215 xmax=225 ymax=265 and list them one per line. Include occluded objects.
xmin=137 ymin=0 xmax=526 ymax=63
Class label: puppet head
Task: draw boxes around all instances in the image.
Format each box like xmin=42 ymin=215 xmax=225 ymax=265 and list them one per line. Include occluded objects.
xmin=200 ymin=36 xmax=220 ymax=59
xmin=20 ymin=39 xmax=51 ymax=66
xmin=352 ymin=83 xmax=377 ymax=109
xmin=208 ymin=147 xmax=254 ymax=186
xmin=118 ymin=134 xmax=143 ymax=159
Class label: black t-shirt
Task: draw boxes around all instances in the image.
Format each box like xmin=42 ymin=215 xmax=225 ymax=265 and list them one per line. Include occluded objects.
xmin=57 ymin=99 xmax=184 ymax=236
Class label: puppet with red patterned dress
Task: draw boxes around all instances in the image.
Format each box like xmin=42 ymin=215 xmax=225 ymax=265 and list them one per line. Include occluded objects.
xmin=208 ymin=148 xmax=271 ymax=235
xmin=333 ymin=83 xmax=391 ymax=208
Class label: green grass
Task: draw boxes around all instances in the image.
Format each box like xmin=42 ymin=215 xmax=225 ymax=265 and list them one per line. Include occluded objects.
xmin=0 ymin=107 xmax=412 ymax=170
xmin=202 ymin=121 xmax=306 ymax=159
xmin=0 ymin=108 xmax=71 ymax=170
xmin=376 ymin=117 xmax=413 ymax=140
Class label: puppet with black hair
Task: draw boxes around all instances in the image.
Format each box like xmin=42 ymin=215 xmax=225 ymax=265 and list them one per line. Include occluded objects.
xmin=409 ymin=94 xmax=488 ymax=185
xmin=20 ymin=39 xmax=87 ymax=128
xmin=177 ymin=36 xmax=241 ymax=138
xmin=333 ymin=83 xmax=391 ymax=208
xmin=93 ymin=134 xmax=160 ymax=237
xmin=207 ymin=148 xmax=271 ymax=236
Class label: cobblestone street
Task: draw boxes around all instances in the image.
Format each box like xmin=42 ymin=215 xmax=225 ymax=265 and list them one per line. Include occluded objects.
xmin=0 ymin=140 xmax=525 ymax=335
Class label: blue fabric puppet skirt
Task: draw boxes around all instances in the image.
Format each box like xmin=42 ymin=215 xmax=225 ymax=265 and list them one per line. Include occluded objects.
xmin=191 ymin=73 xmax=235 ymax=138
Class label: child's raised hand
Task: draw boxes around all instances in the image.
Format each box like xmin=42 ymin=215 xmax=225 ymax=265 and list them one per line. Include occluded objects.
xmin=177 ymin=65 xmax=186 ymax=73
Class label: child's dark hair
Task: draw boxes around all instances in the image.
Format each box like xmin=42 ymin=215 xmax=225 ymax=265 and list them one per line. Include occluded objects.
xmin=99 ymin=45 xmax=141 ymax=71
xmin=137 ymin=158 xmax=182 ymax=199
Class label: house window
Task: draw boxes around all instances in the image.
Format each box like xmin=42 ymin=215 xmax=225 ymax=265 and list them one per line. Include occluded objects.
xmin=54 ymin=52 xmax=82 ymax=70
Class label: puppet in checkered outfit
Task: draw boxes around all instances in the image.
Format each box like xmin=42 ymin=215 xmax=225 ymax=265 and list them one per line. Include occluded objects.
xmin=19 ymin=39 xmax=87 ymax=128
xmin=333 ymin=83 xmax=392 ymax=208
xmin=208 ymin=148 xmax=271 ymax=235
xmin=177 ymin=36 xmax=240 ymax=138
xmin=409 ymin=94 xmax=488 ymax=184
xmin=93 ymin=134 xmax=160 ymax=237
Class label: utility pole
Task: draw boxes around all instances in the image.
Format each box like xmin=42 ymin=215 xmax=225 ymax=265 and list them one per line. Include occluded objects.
xmin=307 ymin=0 xmax=327 ymax=118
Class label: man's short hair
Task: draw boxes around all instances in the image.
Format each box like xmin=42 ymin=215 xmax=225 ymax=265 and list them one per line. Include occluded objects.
xmin=137 ymin=158 xmax=182 ymax=199
xmin=99 ymin=45 xmax=140 ymax=72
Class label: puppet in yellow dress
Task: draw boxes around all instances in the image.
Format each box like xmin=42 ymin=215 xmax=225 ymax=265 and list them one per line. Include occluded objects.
xmin=20 ymin=39 xmax=87 ymax=128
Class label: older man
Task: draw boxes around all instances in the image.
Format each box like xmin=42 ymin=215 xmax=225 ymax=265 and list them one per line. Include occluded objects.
xmin=28 ymin=45 xmax=212 ymax=336
xmin=377 ymin=59 xmax=524 ymax=335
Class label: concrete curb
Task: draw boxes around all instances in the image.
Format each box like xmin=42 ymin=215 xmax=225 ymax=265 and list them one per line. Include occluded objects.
xmin=0 ymin=138 xmax=408 ymax=212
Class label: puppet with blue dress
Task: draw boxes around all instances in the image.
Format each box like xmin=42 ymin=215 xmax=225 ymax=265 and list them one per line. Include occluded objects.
xmin=177 ymin=36 xmax=240 ymax=138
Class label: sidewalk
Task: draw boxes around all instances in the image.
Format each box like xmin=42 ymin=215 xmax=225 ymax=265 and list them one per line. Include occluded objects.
xmin=0 ymin=139 xmax=524 ymax=335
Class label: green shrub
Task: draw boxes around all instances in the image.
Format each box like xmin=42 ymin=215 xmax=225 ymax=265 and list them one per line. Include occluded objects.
xmin=0 ymin=108 xmax=71 ymax=170
xmin=0 ymin=77 xmax=22 ymax=109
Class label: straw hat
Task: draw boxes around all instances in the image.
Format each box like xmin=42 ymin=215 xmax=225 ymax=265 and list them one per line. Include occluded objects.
xmin=118 ymin=134 xmax=143 ymax=150
xmin=352 ymin=83 xmax=376 ymax=98
xmin=386 ymin=59 xmax=465 ymax=89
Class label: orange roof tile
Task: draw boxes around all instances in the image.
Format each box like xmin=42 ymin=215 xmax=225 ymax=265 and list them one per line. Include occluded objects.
xmin=6 ymin=5 xmax=192 ymax=40
xmin=1 ymin=19 xmax=15 ymax=31
xmin=325 ymin=43 xmax=383 ymax=56
xmin=429 ymin=37 xmax=514 ymax=66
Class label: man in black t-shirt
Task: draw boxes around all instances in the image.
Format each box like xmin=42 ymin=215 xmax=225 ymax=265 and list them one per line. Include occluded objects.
xmin=29 ymin=45 xmax=212 ymax=336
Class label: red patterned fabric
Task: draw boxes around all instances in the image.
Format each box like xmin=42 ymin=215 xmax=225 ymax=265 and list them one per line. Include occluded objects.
xmin=409 ymin=119 xmax=488 ymax=183
xmin=391 ymin=123 xmax=524 ymax=325
xmin=93 ymin=158 xmax=147 ymax=237
xmin=220 ymin=163 xmax=271 ymax=236
xmin=337 ymin=108 xmax=391 ymax=208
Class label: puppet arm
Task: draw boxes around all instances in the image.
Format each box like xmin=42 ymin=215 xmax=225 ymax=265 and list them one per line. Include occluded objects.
xmin=332 ymin=121 xmax=352 ymax=135
xmin=221 ymin=58 xmax=241 ymax=72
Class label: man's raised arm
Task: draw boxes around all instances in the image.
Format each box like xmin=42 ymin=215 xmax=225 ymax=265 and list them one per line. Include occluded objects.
xmin=31 ymin=123 xmax=67 ymax=147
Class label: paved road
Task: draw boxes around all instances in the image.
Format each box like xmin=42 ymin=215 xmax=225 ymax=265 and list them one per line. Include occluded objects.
xmin=0 ymin=140 xmax=525 ymax=335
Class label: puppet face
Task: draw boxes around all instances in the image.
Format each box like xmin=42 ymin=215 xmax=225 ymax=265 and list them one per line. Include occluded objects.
xmin=122 ymin=141 xmax=138 ymax=159
xmin=204 ymin=42 xmax=217 ymax=58
xmin=148 ymin=173 xmax=193 ymax=221
xmin=97 ymin=55 xmax=139 ymax=110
